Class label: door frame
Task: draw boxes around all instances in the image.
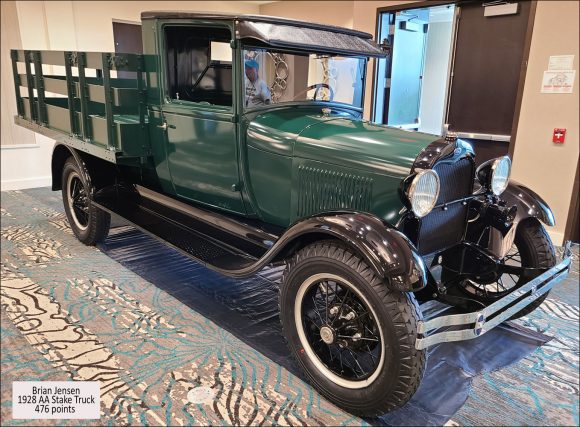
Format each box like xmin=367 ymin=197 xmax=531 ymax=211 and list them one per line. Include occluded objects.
xmin=507 ymin=0 xmax=538 ymax=158
xmin=371 ymin=0 xmax=538 ymax=158
xmin=371 ymin=0 xmax=456 ymax=130
xmin=154 ymin=19 xmax=245 ymax=214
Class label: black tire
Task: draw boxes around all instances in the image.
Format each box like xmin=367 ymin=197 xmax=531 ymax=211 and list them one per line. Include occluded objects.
xmin=508 ymin=219 xmax=556 ymax=318
xmin=61 ymin=157 xmax=110 ymax=245
xmin=450 ymin=218 xmax=556 ymax=319
xmin=279 ymin=241 xmax=426 ymax=416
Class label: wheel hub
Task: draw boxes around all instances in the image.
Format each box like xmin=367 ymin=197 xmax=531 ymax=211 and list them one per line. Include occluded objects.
xmin=319 ymin=326 xmax=335 ymax=344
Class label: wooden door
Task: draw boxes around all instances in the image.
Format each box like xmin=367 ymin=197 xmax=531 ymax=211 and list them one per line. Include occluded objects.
xmin=446 ymin=1 xmax=532 ymax=138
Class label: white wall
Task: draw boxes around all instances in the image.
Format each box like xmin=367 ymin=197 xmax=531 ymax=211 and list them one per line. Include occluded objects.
xmin=1 ymin=137 xmax=54 ymax=190
xmin=1 ymin=1 xmax=35 ymax=148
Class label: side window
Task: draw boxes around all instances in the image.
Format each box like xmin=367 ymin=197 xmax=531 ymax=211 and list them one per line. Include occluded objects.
xmin=164 ymin=26 xmax=233 ymax=107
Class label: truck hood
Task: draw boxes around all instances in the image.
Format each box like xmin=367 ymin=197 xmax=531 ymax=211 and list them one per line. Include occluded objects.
xmin=245 ymin=107 xmax=439 ymax=178
xmin=296 ymin=117 xmax=439 ymax=178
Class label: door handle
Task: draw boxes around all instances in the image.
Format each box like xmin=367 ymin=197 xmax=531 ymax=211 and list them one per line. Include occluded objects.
xmin=157 ymin=122 xmax=168 ymax=130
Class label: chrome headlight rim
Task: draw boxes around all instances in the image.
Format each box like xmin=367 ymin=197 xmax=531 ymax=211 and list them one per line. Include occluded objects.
xmin=407 ymin=169 xmax=440 ymax=218
xmin=490 ymin=156 xmax=511 ymax=196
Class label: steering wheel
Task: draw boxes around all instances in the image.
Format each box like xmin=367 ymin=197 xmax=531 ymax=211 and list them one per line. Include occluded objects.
xmin=307 ymin=83 xmax=335 ymax=101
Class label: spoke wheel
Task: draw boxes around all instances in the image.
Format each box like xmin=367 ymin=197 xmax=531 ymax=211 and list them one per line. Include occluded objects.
xmin=448 ymin=219 xmax=556 ymax=319
xmin=280 ymin=241 xmax=426 ymax=416
xmin=297 ymin=274 xmax=384 ymax=386
xmin=67 ymin=172 xmax=90 ymax=230
xmin=61 ymin=157 xmax=110 ymax=245
xmin=463 ymin=245 xmax=524 ymax=299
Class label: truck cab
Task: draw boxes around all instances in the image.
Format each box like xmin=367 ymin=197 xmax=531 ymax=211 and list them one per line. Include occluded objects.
xmin=139 ymin=12 xmax=410 ymax=229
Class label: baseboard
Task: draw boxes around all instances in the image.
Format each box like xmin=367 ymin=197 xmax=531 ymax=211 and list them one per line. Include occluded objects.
xmin=547 ymin=229 xmax=565 ymax=247
xmin=1 ymin=176 xmax=52 ymax=191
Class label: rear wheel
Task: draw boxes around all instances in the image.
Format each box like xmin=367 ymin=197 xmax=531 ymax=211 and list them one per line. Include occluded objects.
xmin=279 ymin=241 xmax=425 ymax=416
xmin=61 ymin=157 xmax=110 ymax=245
xmin=450 ymin=218 xmax=556 ymax=319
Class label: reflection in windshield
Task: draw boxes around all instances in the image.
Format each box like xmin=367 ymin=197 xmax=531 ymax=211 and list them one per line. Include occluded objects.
xmin=243 ymin=48 xmax=366 ymax=109
xmin=244 ymin=59 xmax=272 ymax=107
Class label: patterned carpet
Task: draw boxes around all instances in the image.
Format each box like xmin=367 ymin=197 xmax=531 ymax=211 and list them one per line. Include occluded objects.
xmin=1 ymin=188 xmax=578 ymax=426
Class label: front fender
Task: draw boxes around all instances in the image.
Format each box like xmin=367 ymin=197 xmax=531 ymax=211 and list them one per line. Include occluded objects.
xmin=502 ymin=181 xmax=555 ymax=227
xmin=271 ymin=212 xmax=427 ymax=292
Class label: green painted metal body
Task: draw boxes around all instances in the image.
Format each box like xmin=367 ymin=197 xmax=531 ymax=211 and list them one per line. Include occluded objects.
xmin=137 ymin=16 xmax=440 ymax=228
xmin=241 ymin=106 xmax=437 ymax=227
xmin=13 ymin=15 xmax=440 ymax=230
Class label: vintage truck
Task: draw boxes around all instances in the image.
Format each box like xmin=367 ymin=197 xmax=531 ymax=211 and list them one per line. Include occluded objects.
xmin=11 ymin=11 xmax=572 ymax=416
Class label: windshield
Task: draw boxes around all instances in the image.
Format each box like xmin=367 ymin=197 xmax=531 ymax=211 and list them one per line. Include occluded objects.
xmin=243 ymin=48 xmax=366 ymax=109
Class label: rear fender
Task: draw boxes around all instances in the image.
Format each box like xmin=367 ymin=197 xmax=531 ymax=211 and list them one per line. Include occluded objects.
xmin=51 ymin=144 xmax=85 ymax=190
xmin=273 ymin=212 xmax=427 ymax=292
xmin=51 ymin=143 xmax=117 ymax=193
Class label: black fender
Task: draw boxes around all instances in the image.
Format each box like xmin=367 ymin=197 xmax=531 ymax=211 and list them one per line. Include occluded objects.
xmin=502 ymin=180 xmax=555 ymax=227
xmin=51 ymin=143 xmax=86 ymax=190
xmin=51 ymin=143 xmax=117 ymax=193
xmin=94 ymin=185 xmax=426 ymax=290
xmin=267 ymin=212 xmax=427 ymax=292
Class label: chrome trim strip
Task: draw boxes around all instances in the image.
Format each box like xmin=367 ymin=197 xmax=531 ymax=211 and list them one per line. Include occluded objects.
xmin=416 ymin=247 xmax=572 ymax=350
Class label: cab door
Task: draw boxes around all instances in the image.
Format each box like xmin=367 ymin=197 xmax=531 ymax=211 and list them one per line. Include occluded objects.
xmin=161 ymin=23 xmax=244 ymax=214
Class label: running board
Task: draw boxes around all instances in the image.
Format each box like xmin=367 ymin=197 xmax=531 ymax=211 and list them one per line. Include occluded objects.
xmin=92 ymin=187 xmax=266 ymax=274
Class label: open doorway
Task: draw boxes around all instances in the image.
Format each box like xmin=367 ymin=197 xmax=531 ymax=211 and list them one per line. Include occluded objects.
xmin=373 ymin=4 xmax=455 ymax=135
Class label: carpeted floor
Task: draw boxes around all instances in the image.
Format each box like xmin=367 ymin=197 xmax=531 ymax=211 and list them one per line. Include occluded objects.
xmin=1 ymin=188 xmax=578 ymax=426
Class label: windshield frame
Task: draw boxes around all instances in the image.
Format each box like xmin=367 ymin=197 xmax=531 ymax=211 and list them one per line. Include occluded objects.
xmin=239 ymin=43 xmax=368 ymax=114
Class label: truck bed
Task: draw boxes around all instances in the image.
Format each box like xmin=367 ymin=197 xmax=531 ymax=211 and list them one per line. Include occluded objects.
xmin=11 ymin=49 xmax=149 ymax=163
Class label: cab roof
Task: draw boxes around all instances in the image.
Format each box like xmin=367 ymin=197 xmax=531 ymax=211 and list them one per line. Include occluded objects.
xmin=141 ymin=11 xmax=385 ymax=57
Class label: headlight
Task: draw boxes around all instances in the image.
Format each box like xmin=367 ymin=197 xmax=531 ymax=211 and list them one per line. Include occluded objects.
xmin=477 ymin=155 xmax=512 ymax=195
xmin=490 ymin=156 xmax=511 ymax=195
xmin=407 ymin=170 xmax=440 ymax=218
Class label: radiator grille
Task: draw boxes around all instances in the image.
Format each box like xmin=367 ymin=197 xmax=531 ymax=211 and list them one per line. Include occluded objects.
xmin=417 ymin=158 xmax=474 ymax=255
xmin=297 ymin=166 xmax=373 ymax=217
xmin=434 ymin=160 xmax=474 ymax=204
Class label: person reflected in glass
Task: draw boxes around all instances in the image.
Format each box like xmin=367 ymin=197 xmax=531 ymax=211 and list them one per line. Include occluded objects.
xmin=244 ymin=59 xmax=271 ymax=107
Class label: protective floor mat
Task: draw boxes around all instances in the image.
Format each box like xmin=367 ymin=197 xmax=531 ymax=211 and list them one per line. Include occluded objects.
xmin=98 ymin=225 xmax=552 ymax=425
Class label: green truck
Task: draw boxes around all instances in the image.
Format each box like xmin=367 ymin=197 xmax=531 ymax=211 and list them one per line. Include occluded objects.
xmin=12 ymin=11 xmax=572 ymax=416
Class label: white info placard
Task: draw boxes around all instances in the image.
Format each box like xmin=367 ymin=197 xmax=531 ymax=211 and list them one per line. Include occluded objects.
xmin=12 ymin=381 xmax=100 ymax=419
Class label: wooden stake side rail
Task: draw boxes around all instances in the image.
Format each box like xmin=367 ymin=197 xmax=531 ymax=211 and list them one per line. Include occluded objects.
xmin=10 ymin=49 xmax=150 ymax=163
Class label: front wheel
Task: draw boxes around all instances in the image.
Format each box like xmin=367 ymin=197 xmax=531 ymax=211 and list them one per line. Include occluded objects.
xmin=279 ymin=241 xmax=425 ymax=416
xmin=448 ymin=218 xmax=556 ymax=319
xmin=61 ymin=157 xmax=110 ymax=245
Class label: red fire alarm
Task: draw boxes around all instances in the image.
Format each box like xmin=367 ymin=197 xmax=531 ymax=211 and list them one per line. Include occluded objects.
xmin=553 ymin=128 xmax=566 ymax=144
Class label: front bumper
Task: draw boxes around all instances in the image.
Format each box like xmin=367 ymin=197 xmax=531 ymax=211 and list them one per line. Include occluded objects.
xmin=415 ymin=241 xmax=573 ymax=350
